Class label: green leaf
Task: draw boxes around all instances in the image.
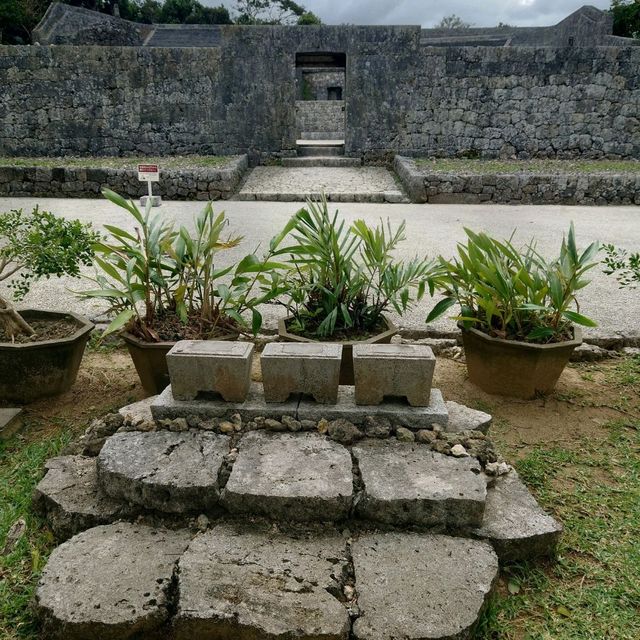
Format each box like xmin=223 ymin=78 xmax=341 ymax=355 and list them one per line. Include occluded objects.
xmin=251 ymin=308 xmax=262 ymax=335
xmin=102 ymin=308 xmax=135 ymax=336
xmin=562 ymin=310 xmax=597 ymax=327
xmin=507 ymin=579 xmax=521 ymax=595
xmin=426 ymin=297 xmax=457 ymax=324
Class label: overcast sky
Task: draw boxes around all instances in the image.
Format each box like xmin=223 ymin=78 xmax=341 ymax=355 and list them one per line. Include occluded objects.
xmin=214 ymin=0 xmax=611 ymax=28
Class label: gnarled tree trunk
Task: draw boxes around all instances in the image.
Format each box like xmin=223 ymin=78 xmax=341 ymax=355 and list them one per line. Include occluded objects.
xmin=0 ymin=293 xmax=35 ymax=340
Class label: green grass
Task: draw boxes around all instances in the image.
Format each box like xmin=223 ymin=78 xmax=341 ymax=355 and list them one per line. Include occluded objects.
xmin=0 ymin=426 xmax=72 ymax=639
xmin=477 ymin=418 xmax=640 ymax=639
xmin=0 ymin=155 xmax=234 ymax=170
xmin=414 ymin=158 xmax=640 ymax=175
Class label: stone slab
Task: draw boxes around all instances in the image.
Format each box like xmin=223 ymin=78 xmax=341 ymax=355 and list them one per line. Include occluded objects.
xmin=32 ymin=456 xmax=134 ymax=541
xmin=297 ymin=386 xmax=449 ymax=428
xmin=352 ymin=533 xmax=499 ymax=640
xmin=353 ymin=440 xmax=487 ymax=527
xmin=261 ymin=342 xmax=342 ymax=404
xmin=445 ymin=401 xmax=493 ymax=434
xmin=36 ymin=522 xmax=191 ymax=640
xmin=150 ymin=382 xmax=299 ymax=422
xmin=174 ymin=523 xmax=350 ymax=640
xmin=97 ymin=430 xmax=229 ymax=513
xmin=0 ymin=407 xmax=23 ymax=439
xmin=352 ymin=343 xmax=436 ymax=406
xmin=118 ymin=396 xmax=156 ymax=424
xmin=474 ymin=471 xmax=563 ymax=562
xmin=167 ymin=340 xmax=254 ymax=402
xmin=222 ymin=431 xmax=353 ymax=521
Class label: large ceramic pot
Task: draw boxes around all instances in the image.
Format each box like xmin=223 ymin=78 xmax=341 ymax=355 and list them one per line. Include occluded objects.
xmin=278 ymin=315 xmax=398 ymax=385
xmin=460 ymin=323 xmax=582 ymax=399
xmin=0 ymin=309 xmax=94 ymax=404
xmin=121 ymin=331 xmax=239 ymax=396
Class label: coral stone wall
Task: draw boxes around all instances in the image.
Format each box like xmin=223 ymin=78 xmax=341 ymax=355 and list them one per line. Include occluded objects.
xmin=1 ymin=27 xmax=639 ymax=161
xmin=295 ymin=101 xmax=345 ymax=136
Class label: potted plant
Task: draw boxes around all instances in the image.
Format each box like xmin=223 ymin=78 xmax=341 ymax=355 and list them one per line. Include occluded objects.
xmin=273 ymin=199 xmax=434 ymax=384
xmin=80 ymin=190 xmax=290 ymax=394
xmin=0 ymin=206 xmax=97 ymax=403
xmin=426 ymin=224 xmax=599 ymax=399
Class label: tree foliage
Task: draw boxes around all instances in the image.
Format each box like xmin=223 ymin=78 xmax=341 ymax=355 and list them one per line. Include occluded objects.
xmin=435 ymin=14 xmax=472 ymax=29
xmin=234 ymin=0 xmax=320 ymax=25
xmin=610 ymin=0 xmax=640 ymax=38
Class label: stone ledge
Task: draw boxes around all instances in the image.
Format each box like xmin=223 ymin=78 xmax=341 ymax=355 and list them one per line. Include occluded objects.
xmin=0 ymin=155 xmax=248 ymax=201
xmin=395 ymin=155 xmax=640 ymax=206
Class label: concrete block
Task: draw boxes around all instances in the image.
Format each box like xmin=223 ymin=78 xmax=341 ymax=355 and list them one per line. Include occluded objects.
xmin=261 ymin=342 xmax=342 ymax=404
xmin=140 ymin=194 xmax=161 ymax=207
xmin=353 ymin=344 xmax=436 ymax=406
xmin=0 ymin=408 xmax=23 ymax=439
xmin=167 ymin=340 xmax=253 ymax=402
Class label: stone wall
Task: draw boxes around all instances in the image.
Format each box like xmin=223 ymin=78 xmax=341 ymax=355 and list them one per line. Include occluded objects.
xmin=395 ymin=156 xmax=640 ymax=205
xmin=1 ymin=26 xmax=639 ymax=161
xmin=300 ymin=70 xmax=345 ymax=100
xmin=0 ymin=156 xmax=248 ymax=200
xmin=296 ymin=101 xmax=345 ymax=137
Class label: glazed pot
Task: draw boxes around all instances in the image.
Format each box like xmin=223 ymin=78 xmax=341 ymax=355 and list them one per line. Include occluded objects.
xmin=278 ymin=315 xmax=398 ymax=385
xmin=460 ymin=323 xmax=582 ymax=399
xmin=0 ymin=309 xmax=94 ymax=404
xmin=121 ymin=331 xmax=238 ymax=396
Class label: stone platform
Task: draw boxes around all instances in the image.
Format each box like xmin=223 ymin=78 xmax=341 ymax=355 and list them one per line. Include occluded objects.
xmin=33 ymin=409 xmax=562 ymax=640
xmin=150 ymin=383 xmax=449 ymax=429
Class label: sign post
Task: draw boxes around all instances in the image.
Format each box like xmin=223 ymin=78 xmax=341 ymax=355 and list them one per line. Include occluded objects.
xmin=138 ymin=164 xmax=161 ymax=207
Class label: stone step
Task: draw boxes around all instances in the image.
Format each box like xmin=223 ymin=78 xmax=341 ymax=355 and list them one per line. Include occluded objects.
xmin=352 ymin=440 xmax=488 ymax=528
xmin=474 ymin=470 xmax=563 ymax=562
xmin=33 ymin=455 xmax=135 ymax=541
xmin=282 ymin=156 xmax=362 ymax=167
xmin=36 ymin=523 xmax=191 ymax=640
xmin=297 ymin=144 xmax=345 ymax=157
xmin=97 ymin=430 xmax=230 ymax=513
xmin=300 ymin=131 xmax=344 ymax=140
xmin=235 ymin=190 xmax=406 ymax=203
xmin=36 ymin=523 xmax=499 ymax=640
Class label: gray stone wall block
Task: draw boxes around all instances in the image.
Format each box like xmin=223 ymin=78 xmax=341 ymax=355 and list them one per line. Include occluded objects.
xmin=261 ymin=343 xmax=343 ymax=404
xmin=167 ymin=340 xmax=254 ymax=402
xmin=353 ymin=343 xmax=436 ymax=406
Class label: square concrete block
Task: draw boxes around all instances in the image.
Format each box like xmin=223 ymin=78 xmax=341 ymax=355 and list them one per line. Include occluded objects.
xmin=353 ymin=344 xmax=435 ymax=406
xmin=166 ymin=340 xmax=253 ymax=402
xmin=261 ymin=343 xmax=342 ymax=404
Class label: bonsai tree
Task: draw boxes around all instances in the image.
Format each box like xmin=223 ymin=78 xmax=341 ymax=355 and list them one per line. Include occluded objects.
xmin=80 ymin=190 xmax=292 ymax=340
xmin=426 ymin=224 xmax=600 ymax=343
xmin=0 ymin=206 xmax=97 ymax=340
xmin=603 ymin=244 xmax=640 ymax=289
xmin=272 ymin=198 xmax=434 ymax=339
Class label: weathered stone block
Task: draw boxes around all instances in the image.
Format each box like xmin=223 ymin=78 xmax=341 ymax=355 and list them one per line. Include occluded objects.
xmin=32 ymin=456 xmax=134 ymax=541
xmin=474 ymin=471 xmax=563 ymax=562
xmin=175 ymin=524 xmax=350 ymax=640
xmin=97 ymin=430 xmax=230 ymax=513
xmin=36 ymin=523 xmax=190 ymax=640
xmin=261 ymin=342 xmax=342 ymax=404
xmin=353 ymin=343 xmax=436 ymax=406
xmin=353 ymin=440 xmax=487 ymax=527
xmin=221 ymin=431 xmax=353 ymax=521
xmin=445 ymin=400 xmax=493 ymax=433
xmin=0 ymin=408 xmax=22 ymax=439
xmin=167 ymin=340 xmax=254 ymax=402
xmin=352 ymin=533 xmax=498 ymax=640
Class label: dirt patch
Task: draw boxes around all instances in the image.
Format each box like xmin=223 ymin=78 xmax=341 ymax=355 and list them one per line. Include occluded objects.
xmin=0 ymin=317 xmax=79 ymax=343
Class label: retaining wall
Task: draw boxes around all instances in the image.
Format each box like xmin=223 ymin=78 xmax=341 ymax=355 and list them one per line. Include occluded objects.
xmin=394 ymin=156 xmax=640 ymax=205
xmin=0 ymin=156 xmax=248 ymax=200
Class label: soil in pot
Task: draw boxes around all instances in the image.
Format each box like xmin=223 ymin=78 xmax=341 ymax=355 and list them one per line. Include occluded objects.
xmin=0 ymin=317 xmax=79 ymax=344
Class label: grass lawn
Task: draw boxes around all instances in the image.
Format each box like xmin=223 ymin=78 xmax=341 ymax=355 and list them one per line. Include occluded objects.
xmin=0 ymin=156 xmax=235 ymax=170
xmin=414 ymin=158 xmax=640 ymax=175
xmin=0 ymin=346 xmax=638 ymax=639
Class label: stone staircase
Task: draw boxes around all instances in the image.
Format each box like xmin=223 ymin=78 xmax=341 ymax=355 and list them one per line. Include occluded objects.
xmin=33 ymin=342 xmax=561 ymax=639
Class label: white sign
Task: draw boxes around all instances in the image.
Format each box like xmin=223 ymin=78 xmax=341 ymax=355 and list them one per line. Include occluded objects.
xmin=137 ymin=164 xmax=160 ymax=182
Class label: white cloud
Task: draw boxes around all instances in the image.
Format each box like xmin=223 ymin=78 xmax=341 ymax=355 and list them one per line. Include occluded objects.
xmin=212 ymin=0 xmax=611 ymax=28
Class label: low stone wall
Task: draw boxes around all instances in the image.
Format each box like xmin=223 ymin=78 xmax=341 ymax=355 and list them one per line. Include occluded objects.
xmin=395 ymin=156 xmax=640 ymax=205
xmin=295 ymin=101 xmax=345 ymax=137
xmin=0 ymin=156 xmax=248 ymax=200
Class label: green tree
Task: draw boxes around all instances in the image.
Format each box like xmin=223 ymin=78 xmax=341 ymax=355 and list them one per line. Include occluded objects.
xmin=0 ymin=0 xmax=50 ymax=44
xmin=611 ymin=0 xmax=640 ymax=38
xmin=160 ymin=0 xmax=230 ymax=24
xmin=436 ymin=14 xmax=471 ymax=29
xmin=234 ymin=0 xmax=320 ymax=25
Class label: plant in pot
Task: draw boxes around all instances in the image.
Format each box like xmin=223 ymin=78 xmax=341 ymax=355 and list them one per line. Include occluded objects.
xmin=80 ymin=190 xmax=290 ymax=394
xmin=0 ymin=206 xmax=98 ymax=403
xmin=426 ymin=224 xmax=599 ymax=399
xmin=272 ymin=198 xmax=434 ymax=384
